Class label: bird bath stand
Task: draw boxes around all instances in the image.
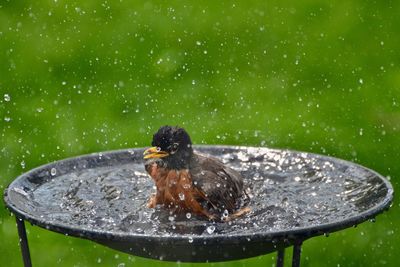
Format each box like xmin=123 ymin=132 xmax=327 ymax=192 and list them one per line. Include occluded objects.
xmin=4 ymin=146 xmax=393 ymax=267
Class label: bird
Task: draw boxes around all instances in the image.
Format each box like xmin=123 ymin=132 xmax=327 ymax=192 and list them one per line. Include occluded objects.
xmin=143 ymin=125 xmax=249 ymax=221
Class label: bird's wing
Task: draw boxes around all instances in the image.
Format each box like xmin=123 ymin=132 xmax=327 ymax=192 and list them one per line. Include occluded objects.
xmin=189 ymin=153 xmax=243 ymax=212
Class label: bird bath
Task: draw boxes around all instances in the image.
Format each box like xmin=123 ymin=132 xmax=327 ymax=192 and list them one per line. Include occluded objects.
xmin=4 ymin=146 xmax=393 ymax=266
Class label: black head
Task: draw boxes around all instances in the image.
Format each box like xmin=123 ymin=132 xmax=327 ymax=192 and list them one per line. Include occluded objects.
xmin=143 ymin=126 xmax=193 ymax=169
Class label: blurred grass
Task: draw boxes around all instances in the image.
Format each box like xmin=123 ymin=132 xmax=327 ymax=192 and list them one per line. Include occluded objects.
xmin=1 ymin=0 xmax=399 ymax=266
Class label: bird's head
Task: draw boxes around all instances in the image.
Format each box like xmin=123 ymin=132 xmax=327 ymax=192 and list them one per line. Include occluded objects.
xmin=143 ymin=126 xmax=193 ymax=169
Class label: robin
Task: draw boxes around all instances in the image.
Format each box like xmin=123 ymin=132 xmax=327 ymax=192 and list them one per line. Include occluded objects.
xmin=143 ymin=125 xmax=249 ymax=221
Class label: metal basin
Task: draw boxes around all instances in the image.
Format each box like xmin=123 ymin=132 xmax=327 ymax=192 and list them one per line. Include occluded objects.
xmin=4 ymin=146 xmax=393 ymax=262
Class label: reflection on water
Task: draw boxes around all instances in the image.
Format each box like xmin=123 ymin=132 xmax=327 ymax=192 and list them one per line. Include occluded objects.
xmin=11 ymin=147 xmax=389 ymax=237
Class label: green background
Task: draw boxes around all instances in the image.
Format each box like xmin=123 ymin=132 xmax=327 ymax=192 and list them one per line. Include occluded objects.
xmin=1 ymin=1 xmax=399 ymax=266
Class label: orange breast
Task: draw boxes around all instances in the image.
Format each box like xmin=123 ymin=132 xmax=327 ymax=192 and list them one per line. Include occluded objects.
xmin=147 ymin=163 xmax=208 ymax=215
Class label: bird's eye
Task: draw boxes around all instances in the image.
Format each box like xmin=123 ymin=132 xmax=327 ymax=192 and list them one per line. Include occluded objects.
xmin=156 ymin=147 xmax=161 ymax=152
xmin=171 ymin=143 xmax=179 ymax=152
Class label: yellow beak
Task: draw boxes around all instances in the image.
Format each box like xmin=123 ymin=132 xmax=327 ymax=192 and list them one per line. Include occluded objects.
xmin=143 ymin=147 xmax=169 ymax=159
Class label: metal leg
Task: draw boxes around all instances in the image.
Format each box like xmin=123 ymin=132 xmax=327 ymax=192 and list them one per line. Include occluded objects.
xmin=16 ymin=218 xmax=32 ymax=267
xmin=276 ymin=248 xmax=285 ymax=267
xmin=291 ymin=241 xmax=303 ymax=267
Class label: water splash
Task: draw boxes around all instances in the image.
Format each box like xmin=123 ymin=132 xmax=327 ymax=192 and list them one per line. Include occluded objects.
xmin=10 ymin=147 xmax=389 ymax=238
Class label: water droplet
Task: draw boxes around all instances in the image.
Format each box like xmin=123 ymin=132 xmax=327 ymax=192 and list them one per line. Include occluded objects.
xmin=188 ymin=237 xmax=193 ymax=243
xmin=4 ymin=94 xmax=11 ymax=102
xmin=221 ymin=209 xmax=229 ymax=220
xmin=168 ymin=216 xmax=175 ymax=222
xmin=386 ymin=230 xmax=394 ymax=235
xmin=359 ymin=78 xmax=363 ymax=84
xmin=186 ymin=212 xmax=191 ymax=219
xmin=178 ymin=192 xmax=185 ymax=201
xmin=206 ymin=225 xmax=216 ymax=234
xmin=50 ymin=168 xmax=57 ymax=176
xmin=20 ymin=160 xmax=26 ymax=169
xmin=4 ymin=117 xmax=11 ymax=122
xmin=192 ymin=80 xmax=196 ymax=85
